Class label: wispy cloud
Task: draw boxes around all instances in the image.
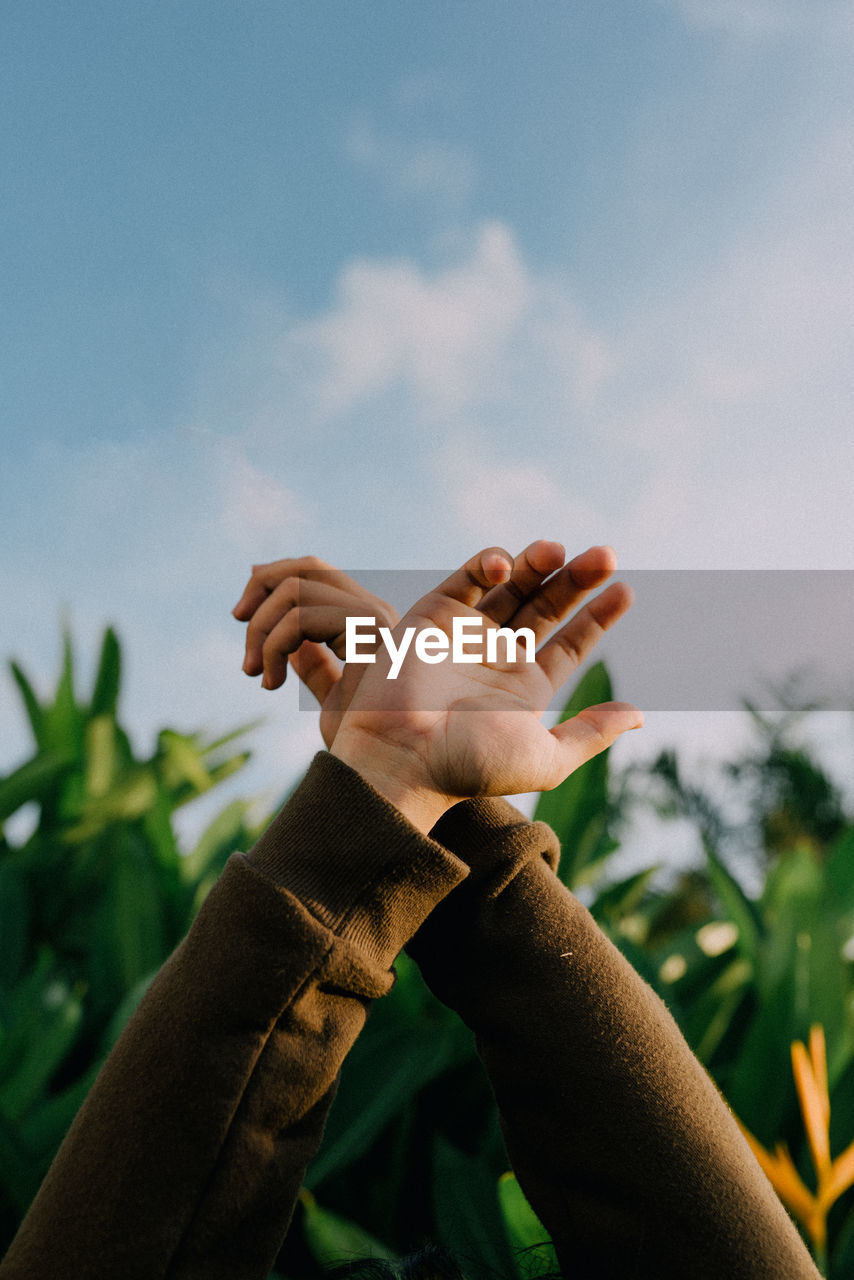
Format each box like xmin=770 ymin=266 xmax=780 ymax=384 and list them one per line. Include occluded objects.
xmin=285 ymin=221 xmax=612 ymax=426
xmin=345 ymin=116 xmax=478 ymax=209
xmin=663 ymin=0 xmax=854 ymax=40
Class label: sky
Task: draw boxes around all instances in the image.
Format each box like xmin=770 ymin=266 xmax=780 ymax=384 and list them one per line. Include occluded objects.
xmin=2 ymin=1 xmax=853 ymax=850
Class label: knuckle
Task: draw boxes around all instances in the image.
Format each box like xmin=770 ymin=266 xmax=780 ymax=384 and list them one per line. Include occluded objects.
xmin=302 ymin=554 xmax=331 ymax=574
xmin=502 ymin=579 xmax=527 ymax=606
xmin=376 ymin=597 xmax=398 ymax=627
xmin=276 ymin=576 xmax=302 ymax=601
xmin=530 ymin=590 xmax=562 ymax=625
xmin=556 ymin=633 xmax=582 ymax=666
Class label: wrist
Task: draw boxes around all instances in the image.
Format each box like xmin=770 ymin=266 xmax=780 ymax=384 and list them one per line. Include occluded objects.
xmin=330 ymin=728 xmax=454 ymax=836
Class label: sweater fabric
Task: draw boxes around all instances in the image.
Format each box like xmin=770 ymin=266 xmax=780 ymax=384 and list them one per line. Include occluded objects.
xmin=0 ymin=752 xmax=820 ymax=1279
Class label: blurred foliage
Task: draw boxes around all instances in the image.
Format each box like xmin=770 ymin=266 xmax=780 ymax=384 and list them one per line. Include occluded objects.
xmin=0 ymin=627 xmax=260 ymax=1248
xmin=3 ymin=637 xmax=854 ymax=1277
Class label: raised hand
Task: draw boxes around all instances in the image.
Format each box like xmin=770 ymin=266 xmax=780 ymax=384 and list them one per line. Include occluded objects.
xmin=231 ymin=557 xmax=399 ymax=748
xmin=328 ymin=542 xmax=642 ymax=832
xmin=233 ymin=542 xmax=641 ymax=833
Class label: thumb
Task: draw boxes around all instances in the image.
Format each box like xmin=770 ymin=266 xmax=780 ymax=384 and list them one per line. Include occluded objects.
xmin=548 ymin=700 xmax=644 ymax=780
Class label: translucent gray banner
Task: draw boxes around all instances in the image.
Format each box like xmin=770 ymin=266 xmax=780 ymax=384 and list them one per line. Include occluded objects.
xmin=294 ymin=570 xmax=854 ymax=712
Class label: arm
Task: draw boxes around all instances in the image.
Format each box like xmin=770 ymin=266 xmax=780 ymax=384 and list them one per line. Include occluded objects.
xmin=236 ymin=548 xmax=820 ymax=1277
xmin=0 ymin=755 xmax=468 ymax=1280
xmin=411 ymin=797 xmax=821 ymax=1280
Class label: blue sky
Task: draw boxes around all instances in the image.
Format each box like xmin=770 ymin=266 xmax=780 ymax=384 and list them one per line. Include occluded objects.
xmin=3 ymin=1 xmax=853 ymax=838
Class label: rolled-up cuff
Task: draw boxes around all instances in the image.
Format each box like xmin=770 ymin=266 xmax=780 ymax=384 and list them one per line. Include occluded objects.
xmin=246 ymin=752 xmax=469 ymax=967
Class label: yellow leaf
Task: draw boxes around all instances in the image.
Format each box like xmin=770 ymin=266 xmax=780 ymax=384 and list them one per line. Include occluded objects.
xmin=825 ymin=1140 xmax=854 ymax=1208
xmin=792 ymin=1039 xmax=831 ymax=1182
xmin=738 ymin=1125 xmax=817 ymax=1231
xmin=809 ymin=1024 xmax=830 ymax=1132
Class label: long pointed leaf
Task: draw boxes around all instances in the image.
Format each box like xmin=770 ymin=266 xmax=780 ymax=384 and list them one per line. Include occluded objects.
xmin=89 ymin=627 xmax=121 ymax=718
xmin=9 ymin=662 xmax=45 ymax=748
xmin=0 ymin=751 xmax=73 ymax=825
xmin=432 ymin=1138 xmax=516 ymax=1279
xmin=43 ymin=630 xmax=84 ymax=756
xmin=498 ymin=1171 xmax=559 ymax=1278
xmin=704 ymin=843 xmax=763 ymax=963
xmin=299 ymin=1190 xmax=397 ymax=1267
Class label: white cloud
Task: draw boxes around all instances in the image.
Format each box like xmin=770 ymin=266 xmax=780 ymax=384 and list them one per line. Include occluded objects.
xmin=286 ymin=221 xmax=612 ymax=425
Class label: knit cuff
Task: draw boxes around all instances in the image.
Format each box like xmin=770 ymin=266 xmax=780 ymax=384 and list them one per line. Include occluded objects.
xmin=430 ymin=796 xmax=561 ymax=878
xmin=246 ymin=752 xmax=469 ymax=967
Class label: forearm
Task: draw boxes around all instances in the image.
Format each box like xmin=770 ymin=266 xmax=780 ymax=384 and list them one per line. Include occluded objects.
xmin=1 ymin=755 xmax=467 ymax=1280
xmin=412 ymin=799 xmax=820 ymax=1280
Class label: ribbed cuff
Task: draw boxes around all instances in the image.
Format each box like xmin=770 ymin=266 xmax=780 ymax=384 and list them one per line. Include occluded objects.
xmin=430 ymin=796 xmax=561 ymax=877
xmin=246 ymin=752 xmax=469 ymax=967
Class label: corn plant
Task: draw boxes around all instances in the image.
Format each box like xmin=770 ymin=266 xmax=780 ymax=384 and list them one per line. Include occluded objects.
xmin=0 ymin=627 xmax=259 ymax=1248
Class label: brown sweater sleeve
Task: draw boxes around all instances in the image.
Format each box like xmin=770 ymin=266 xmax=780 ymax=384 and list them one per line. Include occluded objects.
xmin=0 ymin=753 xmax=468 ymax=1280
xmin=411 ymin=797 xmax=821 ymax=1280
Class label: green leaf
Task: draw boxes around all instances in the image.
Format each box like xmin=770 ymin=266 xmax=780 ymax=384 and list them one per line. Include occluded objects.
xmin=498 ymin=1171 xmax=559 ymax=1278
xmin=158 ymin=730 xmax=215 ymax=794
xmin=299 ymin=1188 xmax=397 ymax=1268
xmin=84 ymin=715 xmax=118 ymax=799
xmin=19 ymin=1063 xmax=99 ymax=1158
xmin=825 ymin=824 xmax=854 ymax=916
xmin=432 ymin=1139 xmax=517 ymax=1280
xmin=590 ymin=866 xmax=658 ymax=927
xmin=42 ymin=631 xmax=84 ymax=757
xmin=0 ymin=982 xmax=83 ymax=1120
xmin=306 ymin=1014 xmax=469 ymax=1188
xmin=831 ymin=1203 xmax=854 ymax=1280
xmin=61 ymin=768 xmax=159 ymax=842
xmin=704 ymin=844 xmax=763 ymax=964
xmin=90 ymin=835 xmax=166 ymax=1001
xmin=180 ymin=798 xmax=252 ymax=888
xmin=9 ymin=661 xmax=45 ymax=748
xmin=686 ymin=957 xmax=753 ymax=1065
xmin=141 ymin=786 xmax=182 ymax=876
xmin=206 ymin=752 xmax=251 ymax=789
xmin=101 ymin=971 xmax=158 ymax=1051
xmin=89 ymin=627 xmax=121 ymax=718
xmin=0 ymin=751 xmax=73 ymax=825
xmin=203 ymin=721 xmax=260 ymax=755
xmin=0 ymin=1110 xmax=41 ymax=1215
xmin=0 ymin=865 xmax=29 ymax=990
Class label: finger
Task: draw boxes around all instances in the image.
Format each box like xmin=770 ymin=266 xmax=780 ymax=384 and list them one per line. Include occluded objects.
xmin=546 ymin=701 xmax=644 ymax=782
xmin=536 ymin=581 xmax=634 ymax=690
xmin=478 ymin=539 xmax=566 ymax=625
xmin=288 ymin=640 xmax=341 ymax=706
xmin=244 ymin=577 xmax=302 ymax=675
xmin=261 ymin=604 xmax=381 ymax=689
xmin=232 ymin=557 xmax=369 ymax=621
xmin=430 ymin=546 xmax=514 ymax=608
xmin=505 ymin=545 xmax=618 ymax=643
xmin=232 ymin=573 xmax=270 ymax=621
xmin=244 ymin=578 xmax=394 ymax=676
